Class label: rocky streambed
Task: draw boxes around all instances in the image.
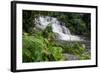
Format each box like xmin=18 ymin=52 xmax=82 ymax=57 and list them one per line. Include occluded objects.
xmin=56 ymin=39 xmax=91 ymax=60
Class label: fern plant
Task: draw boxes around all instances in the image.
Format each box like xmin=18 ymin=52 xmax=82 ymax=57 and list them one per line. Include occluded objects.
xmin=22 ymin=31 xmax=64 ymax=62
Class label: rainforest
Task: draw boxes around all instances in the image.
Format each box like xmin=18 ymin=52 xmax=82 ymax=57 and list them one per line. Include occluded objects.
xmin=22 ymin=10 xmax=91 ymax=62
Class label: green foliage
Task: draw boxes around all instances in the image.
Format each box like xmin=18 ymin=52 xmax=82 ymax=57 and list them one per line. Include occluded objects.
xmin=23 ymin=35 xmax=46 ymax=62
xmin=48 ymin=46 xmax=63 ymax=61
xmin=42 ymin=24 xmax=53 ymax=38
xmin=61 ymin=42 xmax=90 ymax=60
xmin=23 ymin=31 xmax=63 ymax=62
xmin=78 ymin=52 xmax=90 ymax=60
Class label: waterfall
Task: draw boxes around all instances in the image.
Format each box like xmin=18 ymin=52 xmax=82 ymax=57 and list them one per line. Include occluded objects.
xmin=35 ymin=16 xmax=83 ymax=41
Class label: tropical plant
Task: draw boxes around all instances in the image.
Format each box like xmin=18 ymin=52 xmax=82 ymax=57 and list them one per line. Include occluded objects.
xmin=23 ymin=30 xmax=64 ymax=62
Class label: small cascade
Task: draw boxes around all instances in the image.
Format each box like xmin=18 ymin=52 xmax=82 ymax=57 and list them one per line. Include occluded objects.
xmin=35 ymin=16 xmax=83 ymax=41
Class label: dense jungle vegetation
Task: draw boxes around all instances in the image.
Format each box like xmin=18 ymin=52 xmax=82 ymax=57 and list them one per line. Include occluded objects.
xmin=22 ymin=10 xmax=91 ymax=62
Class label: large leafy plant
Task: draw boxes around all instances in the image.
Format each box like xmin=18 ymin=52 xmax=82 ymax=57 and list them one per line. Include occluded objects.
xmin=23 ymin=24 xmax=63 ymax=62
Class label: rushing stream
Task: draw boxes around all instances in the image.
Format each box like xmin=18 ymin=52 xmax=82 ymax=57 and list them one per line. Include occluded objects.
xmin=34 ymin=16 xmax=83 ymax=41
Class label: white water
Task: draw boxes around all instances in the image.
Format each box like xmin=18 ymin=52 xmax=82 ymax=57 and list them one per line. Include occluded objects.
xmin=35 ymin=16 xmax=83 ymax=41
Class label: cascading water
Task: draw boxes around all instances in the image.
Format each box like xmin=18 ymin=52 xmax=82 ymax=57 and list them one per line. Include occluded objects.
xmin=35 ymin=16 xmax=83 ymax=41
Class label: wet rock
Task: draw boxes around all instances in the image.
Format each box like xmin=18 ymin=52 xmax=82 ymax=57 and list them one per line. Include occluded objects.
xmin=63 ymin=53 xmax=79 ymax=60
